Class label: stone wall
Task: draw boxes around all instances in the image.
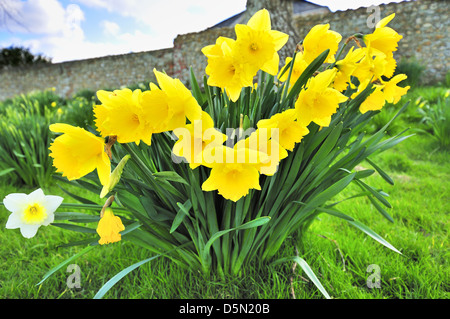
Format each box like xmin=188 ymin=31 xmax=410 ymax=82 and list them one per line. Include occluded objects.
xmin=180 ymin=0 xmax=449 ymax=86
xmin=0 ymin=0 xmax=448 ymax=100
xmin=173 ymin=26 xmax=236 ymax=89
xmin=292 ymin=0 xmax=449 ymax=85
xmin=0 ymin=48 xmax=173 ymax=100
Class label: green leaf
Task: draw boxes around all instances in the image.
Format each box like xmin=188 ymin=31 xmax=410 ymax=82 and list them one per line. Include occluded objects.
xmin=121 ymin=221 xmax=142 ymax=236
xmin=365 ymin=158 xmax=394 ymax=185
xmin=271 ymin=256 xmax=331 ymax=299
xmin=93 ymin=241 xmax=192 ymax=298
xmin=51 ymin=223 xmax=97 ymax=234
xmin=57 ymin=238 xmax=99 ymax=248
xmin=314 ymin=206 xmax=354 ymax=221
xmin=367 ymin=195 xmax=395 ymax=223
xmin=377 ymin=133 xmax=415 ymax=154
xmin=93 ymin=255 xmax=161 ymax=299
xmin=0 ymin=167 xmax=15 ymax=177
xmin=354 ymin=169 xmax=375 ymax=180
xmin=312 ymin=122 xmax=343 ymax=164
xmin=348 ymin=220 xmax=401 ymax=254
xmin=285 ymin=49 xmax=330 ymax=102
xmin=57 ymin=184 xmax=99 ymax=206
xmin=170 ymin=200 xmax=192 ymax=234
xmin=54 ymin=212 xmax=100 ymax=222
xmin=58 ymin=202 xmax=128 ymax=212
xmin=189 ymin=67 xmax=205 ymax=106
xmin=138 ymin=196 xmax=172 ymax=222
xmin=37 ymin=245 xmax=96 ymax=286
xmin=356 ymin=180 xmax=392 ymax=209
xmin=202 ymin=217 xmax=271 ymax=262
xmin=153 ymin=171 xmax=189 ymax=185
xmin=304 ymin=172 xmax=356 ymax=211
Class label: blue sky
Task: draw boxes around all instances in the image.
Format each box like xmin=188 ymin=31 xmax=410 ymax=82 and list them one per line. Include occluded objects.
xmin=0 ymin=0 xmax=407 ymax=63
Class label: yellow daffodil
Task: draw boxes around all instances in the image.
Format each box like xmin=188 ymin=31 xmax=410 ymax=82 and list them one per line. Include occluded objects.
xmin=201 ymin=145 xmax=268 ymax=202
xmin=302 ymin=24 xmax=342 ymax=64
xmin=295 ymin=69 xmax=348 ymax=127
xmin=256 ymin=109 xmax=309 ymax=151
xmin=94 ymin=88 xmax=153 ymax=145
xmin=202 ymin=37 xmax=256 ymax=102
xmin=234 ymin=129 xmax=288 ymax=176
xmin=279 ymin=53 xmax=309 ymax=88
xmin=49 ymin=123 xmax=111 ymax=186
xmin=140 ymin=69 xmax=203 ymax=132
xmin=234 ymin=9 xmax=289 ymax=75
xmin=172 ymin=111 xmax=227 ymax=169
xmin=333 ymin=47 xmax=365 ymax=92
xmin=382 ymin=52 xmax=397 ymax=78
xmin=96 ymin=207 xmax=125 ymax=245
xmin=352 ymin=46 xmax=388 ymax=84
xmin=359 ymin=84 xmax=386 ymax=114
xmin=362 ymin=14 xmax=402 ymax=78
xmin=3 ymin=188 xmax=63 ymax=238
xmin=364 ymin=13 xmax=402 ymax=58
xmin=353 ymin=73 xmax=409 ymax=114
xmin=382 ymin=73 xmax=410 ymax=104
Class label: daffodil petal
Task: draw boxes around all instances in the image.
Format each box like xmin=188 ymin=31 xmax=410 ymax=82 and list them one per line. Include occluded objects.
xmin=3 ymin=193 xmax=28 ymax=214
xmin=247 ymin=9 xmax=271 ymax=31
xmin=376 ymin=13 xmax=395 ymax=29
xmin=5 ymin=212 xmax=22 ymax=229
xmin=20 ymin=225 xmax=40 ymax=239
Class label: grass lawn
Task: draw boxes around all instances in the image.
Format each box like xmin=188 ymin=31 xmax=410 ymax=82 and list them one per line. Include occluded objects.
xmin=0 ymin=93 xmax=449 ymax=299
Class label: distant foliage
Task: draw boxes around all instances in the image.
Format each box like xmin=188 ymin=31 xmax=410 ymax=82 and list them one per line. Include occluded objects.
xmin=0 ymin=87 xmax=95 ymax=187
xmin=0 ymin=95 xmax=55 ymax=187
xmin=417 ymin=92 xmax=450 ymax=150
xmin=0 ymin=46 xmax=51 ymax=68
xmin=393 ymin=57 xmax=426 ymax=88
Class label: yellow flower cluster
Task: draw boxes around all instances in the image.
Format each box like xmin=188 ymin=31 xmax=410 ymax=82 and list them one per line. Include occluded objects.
xmin=202 ymin=9 xmax=289 ymax=102
xmin=279 ymin=13 xmax=409 ymax=115
xmin=48 ymin=9 xmax=411 ymax=238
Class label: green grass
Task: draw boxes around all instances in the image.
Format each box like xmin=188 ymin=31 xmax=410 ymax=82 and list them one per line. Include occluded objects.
xmin=0 ymin=132 xmax=448 ymax=299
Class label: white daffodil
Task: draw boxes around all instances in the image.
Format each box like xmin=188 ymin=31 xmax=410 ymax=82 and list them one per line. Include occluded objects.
xmin=3 ymin=188 xmax=63 ymax=238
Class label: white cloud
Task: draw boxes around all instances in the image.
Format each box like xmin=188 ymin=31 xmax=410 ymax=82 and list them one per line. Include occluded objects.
xmin=1 ymin=0 xmax=247 ymax=62
xmin=308 ymin=0 xmax=409 ymax=12
xmin=100 ymin=20 xmax=120 ymax=36
xmin=20 ymin=25 xmax=171 ymax=63
xmin=0 ymin=0 xmax=88 ymax=61
xmin=73 ymin=0 xmax=247 ymax=35
xmin=55 ymin=0 xmax=247 ymax=62
xmin=0 ymin=0 xmax=84 ymax=35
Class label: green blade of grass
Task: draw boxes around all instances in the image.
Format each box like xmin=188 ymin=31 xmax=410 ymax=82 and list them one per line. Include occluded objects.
xmin=93 ymin=255 xmax=161 ymax=299
xmin=348 ymin=220 xmax=402 ymax=254
xmin=271 ymin=256 xmax=331 ymax=299
xmin=36 ymin=245 xmax=96 ymax=286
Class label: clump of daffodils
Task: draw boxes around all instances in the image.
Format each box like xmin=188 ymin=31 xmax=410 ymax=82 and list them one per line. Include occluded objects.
xmin=39 ymin=10 xmax=409 ymax=227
